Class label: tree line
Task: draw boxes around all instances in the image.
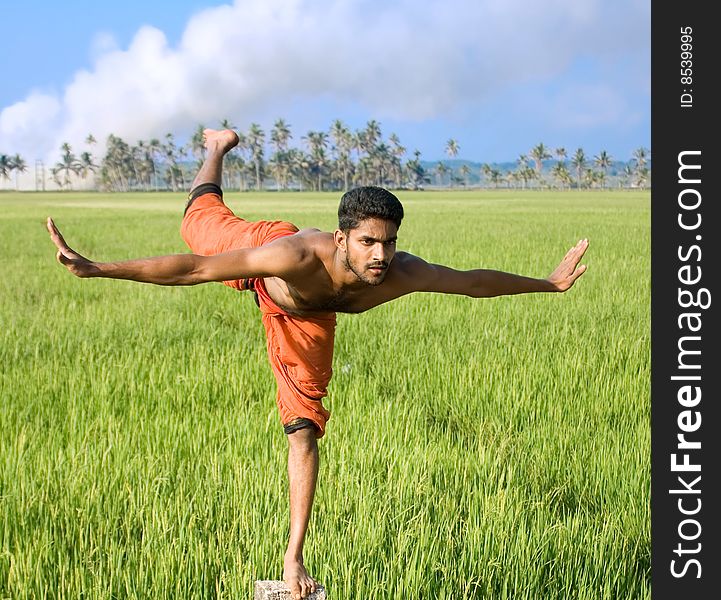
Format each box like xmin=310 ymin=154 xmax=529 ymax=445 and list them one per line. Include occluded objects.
xmin=1 ymin=119 xmax=650 ymax=192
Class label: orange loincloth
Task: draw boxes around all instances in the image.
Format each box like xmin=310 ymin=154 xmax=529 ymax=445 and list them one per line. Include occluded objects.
xmin=181 ymin=192 xmax=335 ymax=438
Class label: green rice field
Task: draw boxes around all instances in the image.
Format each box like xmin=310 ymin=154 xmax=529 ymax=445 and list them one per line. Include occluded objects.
xmin=0 ymin=190 xmax=650 ymax=599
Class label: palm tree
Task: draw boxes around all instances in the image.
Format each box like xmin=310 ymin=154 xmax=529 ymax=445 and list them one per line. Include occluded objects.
xmin=53 ymin=143 xmax=81 ymax=189
xmin=247 ymin=123 xmax=265 ymax=190
xmin=218 ymin=120 xmax=241 ymax=186
xmin=405 ymin=150 xmax=426 ymax=190
xmin=190 ymin=124 xmax=207 ymax=166
xmin=481 ymin=164 xmax=492 ymax=187
xmin=445 ymin=139 xmax=459 ymax=159
xmin=100 ymin=135 xmax=134 ymax=191
xmin=132 ymin=140 xmax=152 ymax=190
xmin=161 ymin=133 xmax=183 ymax=192
xmin=529 ymin=143 xmax=552 ymax=185
xmin=633 ymin=147 xmax=649 ymax=168
xmin=353 ymin=121 xmax=381 ymax=178
xmin=620 ymin=164 xmax=634 ymax=189
xmin=595 ymin=170 xmax=606 ymax=189
xmin=219 ymin=118 xmax=236 ymax=131
xmin=78 ymin=152 xmax=98 ymax=187
xmin=267 ymin=152 xmax=286 ymax=192
xmin=481 ymin=163 xmax=503 ymax=189
xmin=551 ymin=162 xmax=572 ymax=189
xmin=388 ymin=133 xmax=406 ymax=189
xmin=583 ymin=168 xmax=601 ymax=189
xmin=434 ymin=162 xmax=449 ymax=187
xmin=269 ymin=118 xmax=292 ymax=190
xmin=515 ymin=155 xmax=535 ymax=189
xmin=370 ymin=142 xmax=393 ymax=187
xmin=303 ymin=130 xmax=329 ymax=191
xmin=459 ymin=164 xmax=472 ymax=188
xmin=226 ymin=132 xmax=249 ymax=191
xmin=216 ymin=120 xmax=239 ymax=189
xmin=146 ymin=138 xmax=163 ymax=191
xmin=270 ymin=118 xmax=292 ymax=151
xmin=635 ymin=166 xmax=650 ymax=189
xmin=571 ymin=148 xmax=587 ymax=188
xmin=554 ymin=147 xmax=568 ymax=188
xmin=594 ymin=150 xmax=613 ymax=189
xmin=632 ymin=147 xmax=650 ymax=189
xmin=0 ymin=154 xmax=13 ymax=187
xmin=352 ymin=156 xmax=370 ymax=188
xmin=444 ymin=139 xmax=459 ymax=187
xmin=364 ymin=120 xmax=381 ymax=150
xmin=330 ymin=119 xmax=354 ymax=191
xmin=288 ymin=148 xmax=311 ymax=191
xmin=10 ymin=154 xmax=27 ymax=190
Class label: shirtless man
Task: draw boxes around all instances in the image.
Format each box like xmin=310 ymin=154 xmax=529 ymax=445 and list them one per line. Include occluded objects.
xmin=47 ymin=129 xmax=588 ymax=599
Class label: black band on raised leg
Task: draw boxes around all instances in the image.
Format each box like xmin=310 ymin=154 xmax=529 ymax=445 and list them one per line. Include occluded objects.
xmin=184 ymin=183 xmax=223 ymax=215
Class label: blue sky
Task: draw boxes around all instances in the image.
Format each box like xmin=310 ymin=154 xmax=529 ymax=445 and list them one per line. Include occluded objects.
xmin=0 ymin=0 xmax=650 ymax=164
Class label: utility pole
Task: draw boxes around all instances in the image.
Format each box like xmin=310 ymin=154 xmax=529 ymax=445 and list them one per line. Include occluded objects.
xmin=35 ymin=159 xmax=46 ymax=191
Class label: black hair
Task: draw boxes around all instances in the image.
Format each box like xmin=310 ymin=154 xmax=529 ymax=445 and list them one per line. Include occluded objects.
xmin=337 ymin=186 xmax=404 ymax=232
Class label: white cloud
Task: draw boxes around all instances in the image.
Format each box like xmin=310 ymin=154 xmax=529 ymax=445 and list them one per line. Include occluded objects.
xmin=0 ymin=92 xmax=62 ymax=157
xmin=90 ymin=31 xmax=120 ymax=60
xmin=0 ymin=0 xmax=649 ymax=161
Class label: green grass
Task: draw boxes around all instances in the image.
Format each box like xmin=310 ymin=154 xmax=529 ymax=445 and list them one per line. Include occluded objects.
xmin=0 ymin=190 xmax=650 ymax=599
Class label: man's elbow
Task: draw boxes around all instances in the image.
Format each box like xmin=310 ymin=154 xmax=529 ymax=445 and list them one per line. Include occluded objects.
xmin=181 ymin=255 xmax=220 ymax=285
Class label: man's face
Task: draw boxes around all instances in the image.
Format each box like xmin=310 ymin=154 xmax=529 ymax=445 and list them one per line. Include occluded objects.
xmin=340 ymin=218 xmax=398 ymax=286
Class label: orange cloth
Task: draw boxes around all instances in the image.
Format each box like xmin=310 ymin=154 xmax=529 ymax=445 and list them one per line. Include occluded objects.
xmin=181 ymin=193 xmax=335 ymax=437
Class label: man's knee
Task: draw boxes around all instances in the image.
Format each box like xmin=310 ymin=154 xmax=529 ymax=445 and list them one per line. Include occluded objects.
xmin=287 ymin=425 xmax=319 ymax=451
xmin=184 ymin=182 xmax=224 ymax=215
xmin=284 ymin=417 xmax=319 ymax=437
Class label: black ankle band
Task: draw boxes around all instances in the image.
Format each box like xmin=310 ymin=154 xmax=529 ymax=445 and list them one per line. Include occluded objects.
xmin=185 ymin=183 xmax=223 ymax=214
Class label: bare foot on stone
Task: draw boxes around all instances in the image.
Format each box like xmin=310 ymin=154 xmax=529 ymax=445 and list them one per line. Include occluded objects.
xmin=202 ymin=128 xmax=239 ymax=153
xmin=284 ymin=556 xmax=318 ymax=599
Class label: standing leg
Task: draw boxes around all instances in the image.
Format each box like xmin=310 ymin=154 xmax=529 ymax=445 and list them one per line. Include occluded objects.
xmin=284 ymin=427 xmax=320 ymax=599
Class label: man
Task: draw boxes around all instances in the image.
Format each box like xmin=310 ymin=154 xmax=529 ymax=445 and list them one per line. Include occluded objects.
xmin=47 ymin=128 xmax=588 ymax=599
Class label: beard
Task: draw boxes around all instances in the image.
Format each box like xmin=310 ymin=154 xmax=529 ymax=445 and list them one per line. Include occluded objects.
xmin=344 ymin=251 xmax=388 ymax=286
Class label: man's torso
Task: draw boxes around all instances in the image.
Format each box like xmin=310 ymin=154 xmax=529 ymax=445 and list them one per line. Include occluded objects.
xmin=261 ymin=229 xmax=416 ymax=316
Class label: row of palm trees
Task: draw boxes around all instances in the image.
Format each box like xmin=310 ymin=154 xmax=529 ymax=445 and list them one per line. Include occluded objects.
xmin=479 ymin=143 xmax=650 ymax=190
xmin=1 ymin=120 xmax=650 ymax=191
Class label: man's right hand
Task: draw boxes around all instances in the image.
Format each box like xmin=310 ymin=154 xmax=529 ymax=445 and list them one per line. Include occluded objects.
xmin=47 ymin=217 xmax=99 ymax=278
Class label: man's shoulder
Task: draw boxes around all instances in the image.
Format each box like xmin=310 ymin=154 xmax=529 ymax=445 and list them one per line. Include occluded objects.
xmin=384 ymin=252 xmax=438 ymax=294
xmin=290 ymin=228 xmax=335 ymax=255
xmin=294 ymin=227 xmax=333 ymax=240
xmin=389 ymin=251 xmax=425 ymax=274
xmin=270 ymin=228 xmax=334 ymax=274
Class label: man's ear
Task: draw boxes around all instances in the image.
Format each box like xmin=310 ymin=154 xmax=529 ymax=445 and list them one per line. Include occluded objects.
xmin=333 ymin=229 xmax=347 ymax=251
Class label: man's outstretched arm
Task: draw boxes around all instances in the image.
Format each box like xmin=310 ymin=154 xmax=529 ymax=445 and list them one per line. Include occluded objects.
xmin=405 ymin=238 xmax=589 ymax=297
xmin=47 ymin=217 xmax=306 ymax=285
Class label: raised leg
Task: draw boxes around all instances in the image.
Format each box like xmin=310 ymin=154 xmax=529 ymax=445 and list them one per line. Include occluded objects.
xmin=283 ymin=427 xmax=320 ymax=599
xmin=190 ymin=129 xmax=239 ymax=190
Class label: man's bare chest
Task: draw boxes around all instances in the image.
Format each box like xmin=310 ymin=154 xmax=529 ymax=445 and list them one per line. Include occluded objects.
xmin=264 ymin=276 xmax=386 ymax=315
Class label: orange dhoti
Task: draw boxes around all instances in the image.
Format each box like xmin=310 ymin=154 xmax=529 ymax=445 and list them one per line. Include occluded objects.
xmin=181 ymin=191 xmax=335 ymax=438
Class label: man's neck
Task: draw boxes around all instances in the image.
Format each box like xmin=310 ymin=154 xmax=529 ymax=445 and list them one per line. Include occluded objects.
xmin=329 ymin=249 xmax=368 ymax=292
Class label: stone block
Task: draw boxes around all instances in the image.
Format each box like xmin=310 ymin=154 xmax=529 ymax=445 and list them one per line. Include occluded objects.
xmin=254 ymin=580 xmax=326 ymax=600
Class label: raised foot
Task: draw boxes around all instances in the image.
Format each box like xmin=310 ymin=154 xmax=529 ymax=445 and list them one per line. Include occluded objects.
xmin=283 ymin=557 xmax=318 ymax=600
xmin=203 ymin=128 xmax=239 ymax=153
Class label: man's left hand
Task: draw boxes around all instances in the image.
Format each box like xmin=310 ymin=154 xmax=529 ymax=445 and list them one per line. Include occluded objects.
xmin=546 ymin=238 xmax=589 ymax=292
